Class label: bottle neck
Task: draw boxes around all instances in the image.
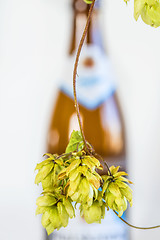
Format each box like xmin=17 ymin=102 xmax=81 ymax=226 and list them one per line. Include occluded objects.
xmin=69 ymin=0 xmax=104 ymax=55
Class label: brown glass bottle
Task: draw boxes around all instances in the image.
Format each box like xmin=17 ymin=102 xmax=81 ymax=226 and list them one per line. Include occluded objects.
xmin=47 ymin=0 xmax=127 ymax=239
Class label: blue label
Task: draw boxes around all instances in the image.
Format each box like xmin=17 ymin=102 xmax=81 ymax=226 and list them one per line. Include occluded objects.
xmin=59 ymin=45 xmax=116 ymax=110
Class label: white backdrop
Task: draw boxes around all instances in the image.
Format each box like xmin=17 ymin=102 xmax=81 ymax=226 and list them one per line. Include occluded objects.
xmin=0 ymin=0 xmax=160 ymax=240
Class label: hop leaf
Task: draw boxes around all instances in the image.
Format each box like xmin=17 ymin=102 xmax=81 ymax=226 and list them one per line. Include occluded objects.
xmin=65 ymin=131 xmax=84 ymax=153
xmin=102 ymin=166 xmax=133 ymax=217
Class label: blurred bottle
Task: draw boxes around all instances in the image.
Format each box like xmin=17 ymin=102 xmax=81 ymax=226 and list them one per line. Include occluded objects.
xmin=47 ymin=0 xmax=128 ymax=239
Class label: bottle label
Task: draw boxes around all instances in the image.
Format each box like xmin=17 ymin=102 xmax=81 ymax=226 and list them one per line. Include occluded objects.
xmin=49 ymin=208 xmax=128 ymax=240
xmin=60 ymin=45 xmax=116 ymax=110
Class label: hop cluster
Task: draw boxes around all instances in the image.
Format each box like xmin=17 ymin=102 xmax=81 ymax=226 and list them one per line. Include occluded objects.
xmin=134 ymin=0 xmax=160 ymax=27
xmin=58 ymin=154 xmax=103 ymax=207
xmin=35 ymin=131 xmax=133 ymax=235
xmin=102 ymin=166 xmax=133 ymax=217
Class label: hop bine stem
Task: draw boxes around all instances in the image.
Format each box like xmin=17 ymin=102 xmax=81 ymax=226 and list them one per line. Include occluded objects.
xmin=73 ymin=0 xmax=96 ymax=153
xmin=113 ymin=211 xmax=160 ymax=230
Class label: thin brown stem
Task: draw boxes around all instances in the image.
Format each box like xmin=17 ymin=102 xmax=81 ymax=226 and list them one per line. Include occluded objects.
xmin=94 ymin=152 xmax=112 ymax=176
xmin=113 ymin=211 xmax=160 ymax=230
xmin=73 ymin=0 xmax=96 ymax=152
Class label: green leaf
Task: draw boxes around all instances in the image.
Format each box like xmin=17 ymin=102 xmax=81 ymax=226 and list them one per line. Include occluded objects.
xmin=65 ymin=131 xmax=84 ymax=153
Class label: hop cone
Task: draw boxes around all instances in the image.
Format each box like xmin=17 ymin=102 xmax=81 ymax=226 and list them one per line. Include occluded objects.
xmin=80 ymin=191 xmax=105 ymax=224
xmin=35 ymin=153 xmax=64 ymax=191
xmin=36 ymin=192 xmax=75 ymax=235
xmin=134 ymin=0 xmax=160 ymax=27
xmin=58 ymin=155 xmax=103 ymax=207
xmin=102 ymin=166 xmax=133 ymax=217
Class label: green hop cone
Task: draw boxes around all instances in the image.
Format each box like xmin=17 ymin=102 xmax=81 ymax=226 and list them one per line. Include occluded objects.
xmin=35 ymin=153 xmax=64 ymax=191
xmin=134 ymin=0 xmax=160 ymax=27
xmin=102 ymin=166 xmax=133 ymax=217
xmin=58 ymin=154 xmax=103 ymax=207
xmin=36 ymin=192 xmax=75 ymax=235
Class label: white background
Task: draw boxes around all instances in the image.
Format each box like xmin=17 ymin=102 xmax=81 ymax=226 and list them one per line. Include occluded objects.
xmin=0 ymin=0 xmax=160 ymax=239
